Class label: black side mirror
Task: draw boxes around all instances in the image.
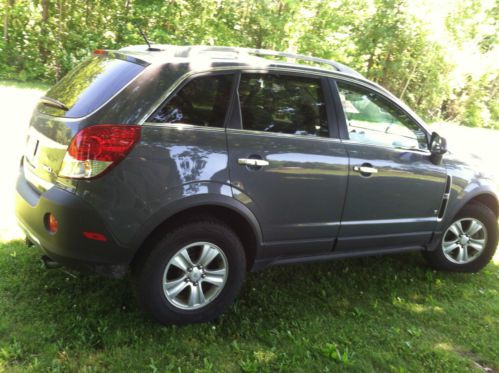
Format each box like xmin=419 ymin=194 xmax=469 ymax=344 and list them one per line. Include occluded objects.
xmin=430 ymin=132 xmax=447 ymax=164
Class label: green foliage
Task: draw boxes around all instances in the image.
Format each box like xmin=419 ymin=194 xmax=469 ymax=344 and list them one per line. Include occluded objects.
xmin=0 ymin=0 xmax=497 ymax=128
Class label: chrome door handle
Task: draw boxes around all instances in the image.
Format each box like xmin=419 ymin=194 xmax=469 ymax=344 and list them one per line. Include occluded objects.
xmin=238 ymin=158 xmax=269 ymax=167
xmin=353 ymin=165 xmax=378 ymax=174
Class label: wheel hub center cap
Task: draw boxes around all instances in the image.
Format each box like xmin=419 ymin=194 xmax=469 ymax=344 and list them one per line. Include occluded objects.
xmin=188 ymin=267 xmax=203 ymax=282
xmin=459 ymin=235 xmax=469 ymax=246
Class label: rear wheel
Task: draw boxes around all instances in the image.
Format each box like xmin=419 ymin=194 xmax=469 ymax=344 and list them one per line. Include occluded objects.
xmin=133 ymin=219 xmax=246 ymax=325
xmin=423 ymin=203 xmax=498 ymax=272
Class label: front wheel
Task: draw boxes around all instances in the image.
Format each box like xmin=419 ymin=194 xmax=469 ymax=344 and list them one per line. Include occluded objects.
xmin=423 ymin=203 xmax=498 ymax=272
xmin=133 ymin=219 xmax=246 ymax=325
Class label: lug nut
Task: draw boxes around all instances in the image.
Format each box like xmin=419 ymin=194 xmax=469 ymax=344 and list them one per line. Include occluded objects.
xmin=202 ymin=274 xmax=206 ymax=278
xmin=187 ymin=267 xmax=192 ymax=272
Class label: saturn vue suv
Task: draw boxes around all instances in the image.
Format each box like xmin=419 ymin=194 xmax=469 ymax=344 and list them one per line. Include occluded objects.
xmin=15 ymin=45 xmax=498 ymax=324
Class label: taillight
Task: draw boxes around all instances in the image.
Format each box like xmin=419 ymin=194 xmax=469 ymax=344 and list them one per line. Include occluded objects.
xmin=59 ymin=125 xmax=141 ymax=179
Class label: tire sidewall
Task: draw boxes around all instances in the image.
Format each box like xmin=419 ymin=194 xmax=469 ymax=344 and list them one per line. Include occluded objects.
xmin=136 ymin=221 xmax=246 ymax=324
xmin=431 ymin=203 xmax=498 ymax=272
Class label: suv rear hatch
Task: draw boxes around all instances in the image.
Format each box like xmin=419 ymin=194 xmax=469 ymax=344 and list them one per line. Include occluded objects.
xmin=23 ymin=53 xmax=147 ymax=191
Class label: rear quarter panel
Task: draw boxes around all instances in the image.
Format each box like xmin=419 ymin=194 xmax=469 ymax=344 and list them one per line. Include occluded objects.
xmin=74 ymin=123 xmax=233 ymax=251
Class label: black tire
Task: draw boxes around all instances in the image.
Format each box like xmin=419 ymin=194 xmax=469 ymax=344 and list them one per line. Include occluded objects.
xmin=423 ymin=202 xmax=498 ymax=272
xmin=132 ymin=219 xmax=246 ymax=325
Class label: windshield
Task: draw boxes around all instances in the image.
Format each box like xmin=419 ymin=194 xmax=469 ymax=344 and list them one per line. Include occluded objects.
xmin=39 ymin=56 xmax=145 ymax=118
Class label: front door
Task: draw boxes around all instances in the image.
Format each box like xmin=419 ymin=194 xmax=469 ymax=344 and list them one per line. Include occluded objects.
xmin=227 ymin=72 xmax=349 ymax=257
xmin=334 ymin=80 xmax=448 ymax=251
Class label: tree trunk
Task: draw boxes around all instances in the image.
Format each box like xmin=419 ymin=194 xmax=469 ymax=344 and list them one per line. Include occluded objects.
xmin=42 ymin=0 xmax=49 ymax=22
xmin=379 ymin=51 xmax=392 ymax=86
xmin=40 ymin=0 xmax=50 ymax=70
xmin=117 ymin=0 xmax=131 ymax=44
xmin=3 ymin=0 xmax=15 ymax=41
xmin=55 ymin=0 xmax=63 ymax=80
xmin=58 ymin=0 xmax=62 ymax=40
xmin=3 ymin=9 xmax=8 ymax=41
xmin=366 ymin=40 xmax=378 ymax=76
xmin=399 ymin=62 xmax=418 ymax=100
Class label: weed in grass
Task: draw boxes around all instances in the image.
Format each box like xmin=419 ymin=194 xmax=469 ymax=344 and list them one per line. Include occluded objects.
xmin=0 ymin=337 xmax=24 ymax=365
xmin=321 ymin=343 xmax=355 ymax=366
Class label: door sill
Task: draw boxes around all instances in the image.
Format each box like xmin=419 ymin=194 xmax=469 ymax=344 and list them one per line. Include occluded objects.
xmin=251 ymin=245 xmax=423 ymax=271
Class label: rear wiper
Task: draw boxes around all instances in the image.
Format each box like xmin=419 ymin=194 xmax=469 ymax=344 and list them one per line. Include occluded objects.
xmin=39 ymin=96 xmax=69 ymax=111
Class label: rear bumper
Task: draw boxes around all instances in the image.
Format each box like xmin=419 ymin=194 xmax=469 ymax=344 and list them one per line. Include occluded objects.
xmin=15 ymin=170 xmax=133 ymax=277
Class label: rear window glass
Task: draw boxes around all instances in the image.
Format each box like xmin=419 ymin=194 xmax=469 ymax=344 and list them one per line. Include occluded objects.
xmin=239 ymin=74 xmax=328 ymax=137
xmin=148 ymin=74 xmax=233 ymax=127
xmin=39 ymin=56 xmax=145 ymax=118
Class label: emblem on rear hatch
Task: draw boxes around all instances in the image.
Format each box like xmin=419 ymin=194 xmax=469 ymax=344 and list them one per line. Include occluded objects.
xmin=40 ymin=164 xmax=53 ymax=174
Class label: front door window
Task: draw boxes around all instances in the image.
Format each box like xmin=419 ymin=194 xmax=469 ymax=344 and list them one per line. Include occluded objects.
xmin=337 ymin=82 xmax=427 ymax=150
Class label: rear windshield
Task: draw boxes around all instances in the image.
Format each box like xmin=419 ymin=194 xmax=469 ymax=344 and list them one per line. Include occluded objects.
xmin=39 ymin=56 xmax=145 ymax=118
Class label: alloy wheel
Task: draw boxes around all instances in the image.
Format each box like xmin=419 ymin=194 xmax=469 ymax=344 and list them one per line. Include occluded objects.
xmin=162 ymin=242 xmax=228 ymax=310
xmin=442 ymin=218 xmax=487 ymax=264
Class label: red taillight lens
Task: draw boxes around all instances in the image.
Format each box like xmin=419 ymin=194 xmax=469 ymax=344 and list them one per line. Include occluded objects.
xmin=59 ymin=125 xmax=141 ymax=179
xmin=68 ymin=125 xmax=141 ymax=161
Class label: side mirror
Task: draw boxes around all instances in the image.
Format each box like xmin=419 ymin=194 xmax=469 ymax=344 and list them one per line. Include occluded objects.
xmin=430 ymin=132 xmax=447 ymax=164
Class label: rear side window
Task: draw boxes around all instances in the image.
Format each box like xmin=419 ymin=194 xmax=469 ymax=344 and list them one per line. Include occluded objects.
xmin=149 ymin=74 xmax=233 ymax=127
xmin=238 ymin=74 xmax=328 ymax=137
xmin=40 ymin=56 xmax=145 ymax=118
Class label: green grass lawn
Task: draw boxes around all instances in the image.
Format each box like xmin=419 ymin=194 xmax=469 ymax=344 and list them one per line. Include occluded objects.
xmin=1 ymin=240 xmax=498 ymax=372
xmin=0 ymin=81 xmax=498 ymax=372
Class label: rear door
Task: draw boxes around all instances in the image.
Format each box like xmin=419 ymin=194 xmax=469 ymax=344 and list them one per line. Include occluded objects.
xmin=226 ymin=72 xmax=349 ymax=257
xmin=333 ymin=80 xmax=448 ymax=251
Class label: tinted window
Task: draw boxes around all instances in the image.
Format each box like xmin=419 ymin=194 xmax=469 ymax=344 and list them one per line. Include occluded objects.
xmin=150 ymin=75 xmax=233 ymax=127
xmin=337 ymin=82 xmax=427 ymax=150
xmin=239 ymin=74 xmax=328 ymax=137
xmin=40 ymin=56 xmax=145 ymax=118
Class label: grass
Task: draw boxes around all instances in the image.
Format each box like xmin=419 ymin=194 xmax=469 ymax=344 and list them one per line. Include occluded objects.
xmin=0 ymin=81 xmax=498 ymax=372
xmin=0 ymin=241 xmax=498 ymax=372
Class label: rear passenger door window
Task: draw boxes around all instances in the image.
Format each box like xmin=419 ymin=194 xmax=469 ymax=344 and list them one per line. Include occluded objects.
xmin=150 ymin=74 xmax=233 ymax=127
xmin=238 ymin=74 xmax=329 ymax=137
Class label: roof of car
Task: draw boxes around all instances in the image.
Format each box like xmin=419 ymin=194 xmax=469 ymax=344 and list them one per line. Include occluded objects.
xmin=115 ymin=44 xmax=364 ymax=78
xmin=105 ymin=44 xmax=429 ymax=134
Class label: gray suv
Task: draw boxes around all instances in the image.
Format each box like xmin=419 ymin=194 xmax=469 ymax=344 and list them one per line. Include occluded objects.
xmin=15 ymin=45 xmax=498 ymax=324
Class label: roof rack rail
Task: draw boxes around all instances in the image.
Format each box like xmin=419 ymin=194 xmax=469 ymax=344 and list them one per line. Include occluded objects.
xmin=192 ymin=46 xmax=363 ymax=77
